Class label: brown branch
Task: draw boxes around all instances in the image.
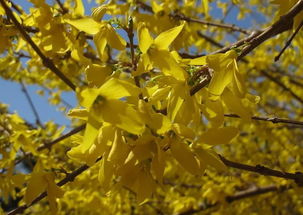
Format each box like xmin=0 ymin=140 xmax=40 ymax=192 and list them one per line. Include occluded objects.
xmin=260 ymin=70 xmax=303 ymax=105
xmin=7 ymin=157 xmax=102 ymax=215
xmin=224 ymin=113 xmax=303 ymax=126
xmin=54 ymin=0 xmax=68 ymax=14
xmin=275 ymin=19 xmax=303 ymax=61
xmin=237 ymin=0 xmax=303 ymax=61
xmin=197 ymin=31 xmax=303 ymax=104
xmin=173 ymin=13 xmax=251 ymax=35
xmin=0 ymin=0 xmax=76 ymax=91
xmin=197 ymin=31 xmax=224 ymax=48
xmin=9 ymin=0 xmax=22 ymax=14
xmin=225 ymin=184 xmax=288 ymax=203
xmin=220 ymin=155 xmax=303 ymax=185
xmin=210 ymin=0 xmax=303 ymax=57
xmin=189 ymin=67 xmax=212 ymax=96
xmin=14 ymin=124 xmax=85 ymax=165
xmin=125 ymin=17 xmax=136 ymax=69
xmin=177 ymin=184 xmax=289 ymax=215
xmin=20 ymin=81 xmax=43 ymax=127
xmin=37 ymin=124 xmax=86 ymax=151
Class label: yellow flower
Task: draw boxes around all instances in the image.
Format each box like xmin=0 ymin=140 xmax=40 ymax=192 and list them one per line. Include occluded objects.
xmin=137 ymin=22 xmax=187 ymax=80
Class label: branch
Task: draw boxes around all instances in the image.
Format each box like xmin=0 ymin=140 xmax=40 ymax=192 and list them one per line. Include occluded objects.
xmin=20 ymin=81 xmax=43 ymax=127
xmin=237 ymin=0 xmax=303 ymax=60
xmin=197 ymin=31 xmax=224 ymax=48
xmin=37 ymin=124 xmax=86 ymax=151
xmin=0 ymin=0 xmax=76 ymax=91
xmin=13 ymin=124 xmax=86 ymax=167
xmin=210 ymin=1 xmax=303 ymax=57
xmin=275 ymin=19 xmax=303 ymax=61
xmin=260 ymin=70 xmax=303 ymax=105
xmin=224 ymin=113 xmax=303 ymax=126
xmin=177 ymin=184 xmax=289 ymax=215
xmin=220 ymin=155 xmax=303 ymax=185
xmin=173 ymin=13 xmax=251 ymax=35
xmin=54 ymin=0 xmax=68 ymax=14
xmin=7 ymin=157 xmax=102 ymax=215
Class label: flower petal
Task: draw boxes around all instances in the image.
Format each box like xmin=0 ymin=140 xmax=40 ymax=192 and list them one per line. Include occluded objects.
xmin=154 ymin=23 xmax=184 ymax=50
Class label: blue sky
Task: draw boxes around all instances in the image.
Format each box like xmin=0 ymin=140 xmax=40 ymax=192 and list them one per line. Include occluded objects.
xmin=0 ymin=0 xmax=264 ymax=127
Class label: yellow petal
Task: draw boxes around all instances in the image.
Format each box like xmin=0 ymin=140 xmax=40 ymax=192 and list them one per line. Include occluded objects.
xmin=208 ymin=60 xmax=233 ymax=100
xmin=98 ymin=157 xmax=115 ymax=191
xmin=85 ymin=64 xmax=112 ymax=87
xmin=24 ymin=172 xmax=47 ymax=205
xmin=202 ymin=0 xmax=209 ymax=15
xmin=98 ymin=78 xmax=140 ymax=100
xmin=207 ymin=50 xmax=238 ymax=100
xmin=117 ymin=158 xmax=140 ymax=188
xmin=149 ymin=50 xmax=186 ymax=81
xmin=106 ymin=24 xmax=126 ymax=50
xmin=172 ymin=123 xmax=195 ymax=140
xmin=151 ymin=144 xmax=165 ymax=183
xmin=77 ymin=87 xmax=99 ymax=109
xmin=188 ymin=56 xmax=207 ymax=65
xmin=86 ymin=125 xmax=114 ymax=166
xmin=134 ymin=170 xmax=155 ymax=204
xmin=154 ymin=23 xmax=185 ymax=50
xmin=231 ymin=59 xmax=246 ymax=97
xmin=222 ymin=88 xmax=252 ymax=122
xmin=67 ymin=116 xmax=101 ymax=161
xmin=45 ymin=173 xmax=64 ymax=214
xmin=108 ymin=130 xmax=130 ymax=165
xmin=100 ymin=100 xmax=145 ymax=135
xmin=74 ymin=0 xmax=84 ymax=16
xmin=92 ymin=5 xmax=107 ymax=21
xmin=67 ymin=108 xmax=89 ymax=120
xmin=137 ymin=22 xmax=153 ymax=53
xmin=65 ymin=18 xmax=101 ymax=34
xmin=170 ymin=140 xmax=201 ymax=175
xmin=199 ymin=127 xmax=239 ymax=145
xmin=167 ymin=92 xmax=184 ymax=122
xmin=149 ymin=86 xmax=171 ymax=103
xmin=94 ymin=27 xmax=108 ymax=59
xmin=202 ymin=99 xmax=224 ymax=128
xmin=195 ymin=148 xmax=227 ymax=171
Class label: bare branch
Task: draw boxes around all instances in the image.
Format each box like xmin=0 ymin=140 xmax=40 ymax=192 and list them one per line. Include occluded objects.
xmin=7 ymin=157 xmax=102 ymax=215
xmin=14 ymin=124 xmax=85 ymax=165
xmin=54 ymin=0 xmax=68 ymax=14
xmin=237 ymin=0 xmax=303 ymax=60
xmin=20 ymin=81 xmax=43 ymax=127
xmin=220 ymin=155 xmax=303 ymax=185
xmin=0 ymin=0 xmax=76 ymax=91
xmin=224 ymin=113 xmax=303 ymax=126
xmin=260 ymin=70 xmax=303 ymax=105
xmin=173 ymin=13 xmax=251 ymax=35
xmin=177 ymin=184 xmax=289 ymax=215
xmin=275 ymin=19 xmax=303 ymax=61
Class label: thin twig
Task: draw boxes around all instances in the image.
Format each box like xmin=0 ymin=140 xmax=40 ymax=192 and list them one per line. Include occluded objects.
xmin=177 ymin=184 xmax=289 ymax=215
xmin=14 ymin=124 xmax=86 ymax=165
xmin=237 ymin=0 xmax=303 ymax=60
xmin=9 ymin=0 xmax=22 ymax=14
xmin=220 ymin=155 xmax=303 ymax=185
xmin=37 ymin=124 xmax=86 ymax=151
xmin=20 ymin=81 xmax=43 ymax=127
xmin=0 ymin=0 xmax=76 ymax=91
xmin=197 ymin=31 xmax=224 ymax=48
xmin=173 ymin=13 xmax=251 ymax=35
xmin=224 ymin=113 xmax=303 ymax=126
xmin=275 ymin=19 xmax=303 ymax=61
xmin=260 ymin=70 xmax=303 ymax=105
xmin=7 ymin=157 xmax=102 ymax=215
xmin=54 ymin=0 xmax=68 ymax=14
